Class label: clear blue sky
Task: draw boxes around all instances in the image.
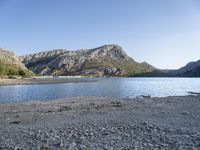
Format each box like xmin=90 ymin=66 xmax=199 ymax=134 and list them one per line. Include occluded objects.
xmin=0 ymin=0 xmax=200 ymax=69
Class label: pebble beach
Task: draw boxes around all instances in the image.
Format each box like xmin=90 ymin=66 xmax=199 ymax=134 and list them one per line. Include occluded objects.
xmin=0 ymin=96 xmax=200 ymax=149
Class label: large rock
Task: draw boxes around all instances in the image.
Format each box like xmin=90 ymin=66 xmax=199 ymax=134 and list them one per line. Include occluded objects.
xmin=19 ymin=44 xmax=155 ymax=76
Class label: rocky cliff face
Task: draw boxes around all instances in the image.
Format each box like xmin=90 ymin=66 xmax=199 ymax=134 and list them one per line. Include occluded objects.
xmin=170 ymin=60 xmax=200 ymax=77
xmin=0 ymin=48 xmax=27 ymax=70
xmin=20 ymin=45 xmax=154 ymax=76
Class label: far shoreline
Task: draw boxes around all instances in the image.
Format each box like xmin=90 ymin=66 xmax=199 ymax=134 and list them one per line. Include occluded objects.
xmin=0 ymin=77 xmax=97 ymax=86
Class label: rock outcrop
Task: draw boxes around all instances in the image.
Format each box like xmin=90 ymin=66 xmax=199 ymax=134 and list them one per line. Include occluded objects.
xmin=20 ymin=45 xmax=154 ymax=76
xmin=0 ymin=48 xmax=27 ymax=70
xmin=0 ymin=48 xmax=33 ymax=77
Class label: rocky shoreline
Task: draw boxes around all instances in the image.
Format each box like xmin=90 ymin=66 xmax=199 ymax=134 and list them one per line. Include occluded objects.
xmin=0 ymin=96 xmax=200 ymax=149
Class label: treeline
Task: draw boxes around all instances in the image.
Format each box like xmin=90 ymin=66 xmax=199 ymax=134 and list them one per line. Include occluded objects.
xmin=128 ymin=70 xmax=170 ymax=77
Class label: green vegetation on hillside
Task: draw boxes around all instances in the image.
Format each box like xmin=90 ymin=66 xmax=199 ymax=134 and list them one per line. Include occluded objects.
xmin=0 ymin=61 xmax=34 ymax=78
xmin=80 ymin=58 xmax=153 ymax=76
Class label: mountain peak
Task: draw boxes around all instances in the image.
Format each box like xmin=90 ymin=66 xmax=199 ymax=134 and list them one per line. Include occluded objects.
xmin=87 ymin=44 xmax=128 ymax=60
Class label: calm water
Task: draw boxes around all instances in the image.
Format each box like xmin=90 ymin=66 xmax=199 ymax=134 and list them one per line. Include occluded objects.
xmin=0 ymin=78 xmax=200 ymax=103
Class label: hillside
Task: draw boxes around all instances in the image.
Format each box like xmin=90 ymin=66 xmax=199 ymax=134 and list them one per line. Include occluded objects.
xmin=170 ymin=60 xmax=200 ymax=77
xmin=0 ymin=48 xmax=33 ymax=77
xmin=20 ymin=45 xmax=155 ymax=77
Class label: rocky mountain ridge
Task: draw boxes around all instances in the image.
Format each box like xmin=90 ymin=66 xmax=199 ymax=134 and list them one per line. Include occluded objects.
xmin=20 ymin=45 xmax=154 ymax=76
xmin=2 ymin=45 xmax=199 ymax=77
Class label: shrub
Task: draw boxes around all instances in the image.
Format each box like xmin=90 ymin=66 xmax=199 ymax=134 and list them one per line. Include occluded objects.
xmin=0 ymin=61 xmax=34 ymax=77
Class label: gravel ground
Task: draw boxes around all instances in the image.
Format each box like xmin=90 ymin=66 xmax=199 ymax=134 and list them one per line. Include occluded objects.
xmin=0 ymin=96 xmax=200 ymax=149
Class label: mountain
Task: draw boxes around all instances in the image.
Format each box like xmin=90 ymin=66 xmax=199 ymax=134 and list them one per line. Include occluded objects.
xmin=0 ymin=48 xmax=33 ymax=77
xmin=170 ymin=60 xmax=200 ymax=77
xmin=2 ymin=45 xmax=199 ymax=77
xmin=19 ymin=44 xmax=155 ymax=77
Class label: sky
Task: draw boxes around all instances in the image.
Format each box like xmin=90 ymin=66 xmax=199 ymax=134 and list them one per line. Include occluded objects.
xmin=0 ymin=0 xmax=200 ymax=69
